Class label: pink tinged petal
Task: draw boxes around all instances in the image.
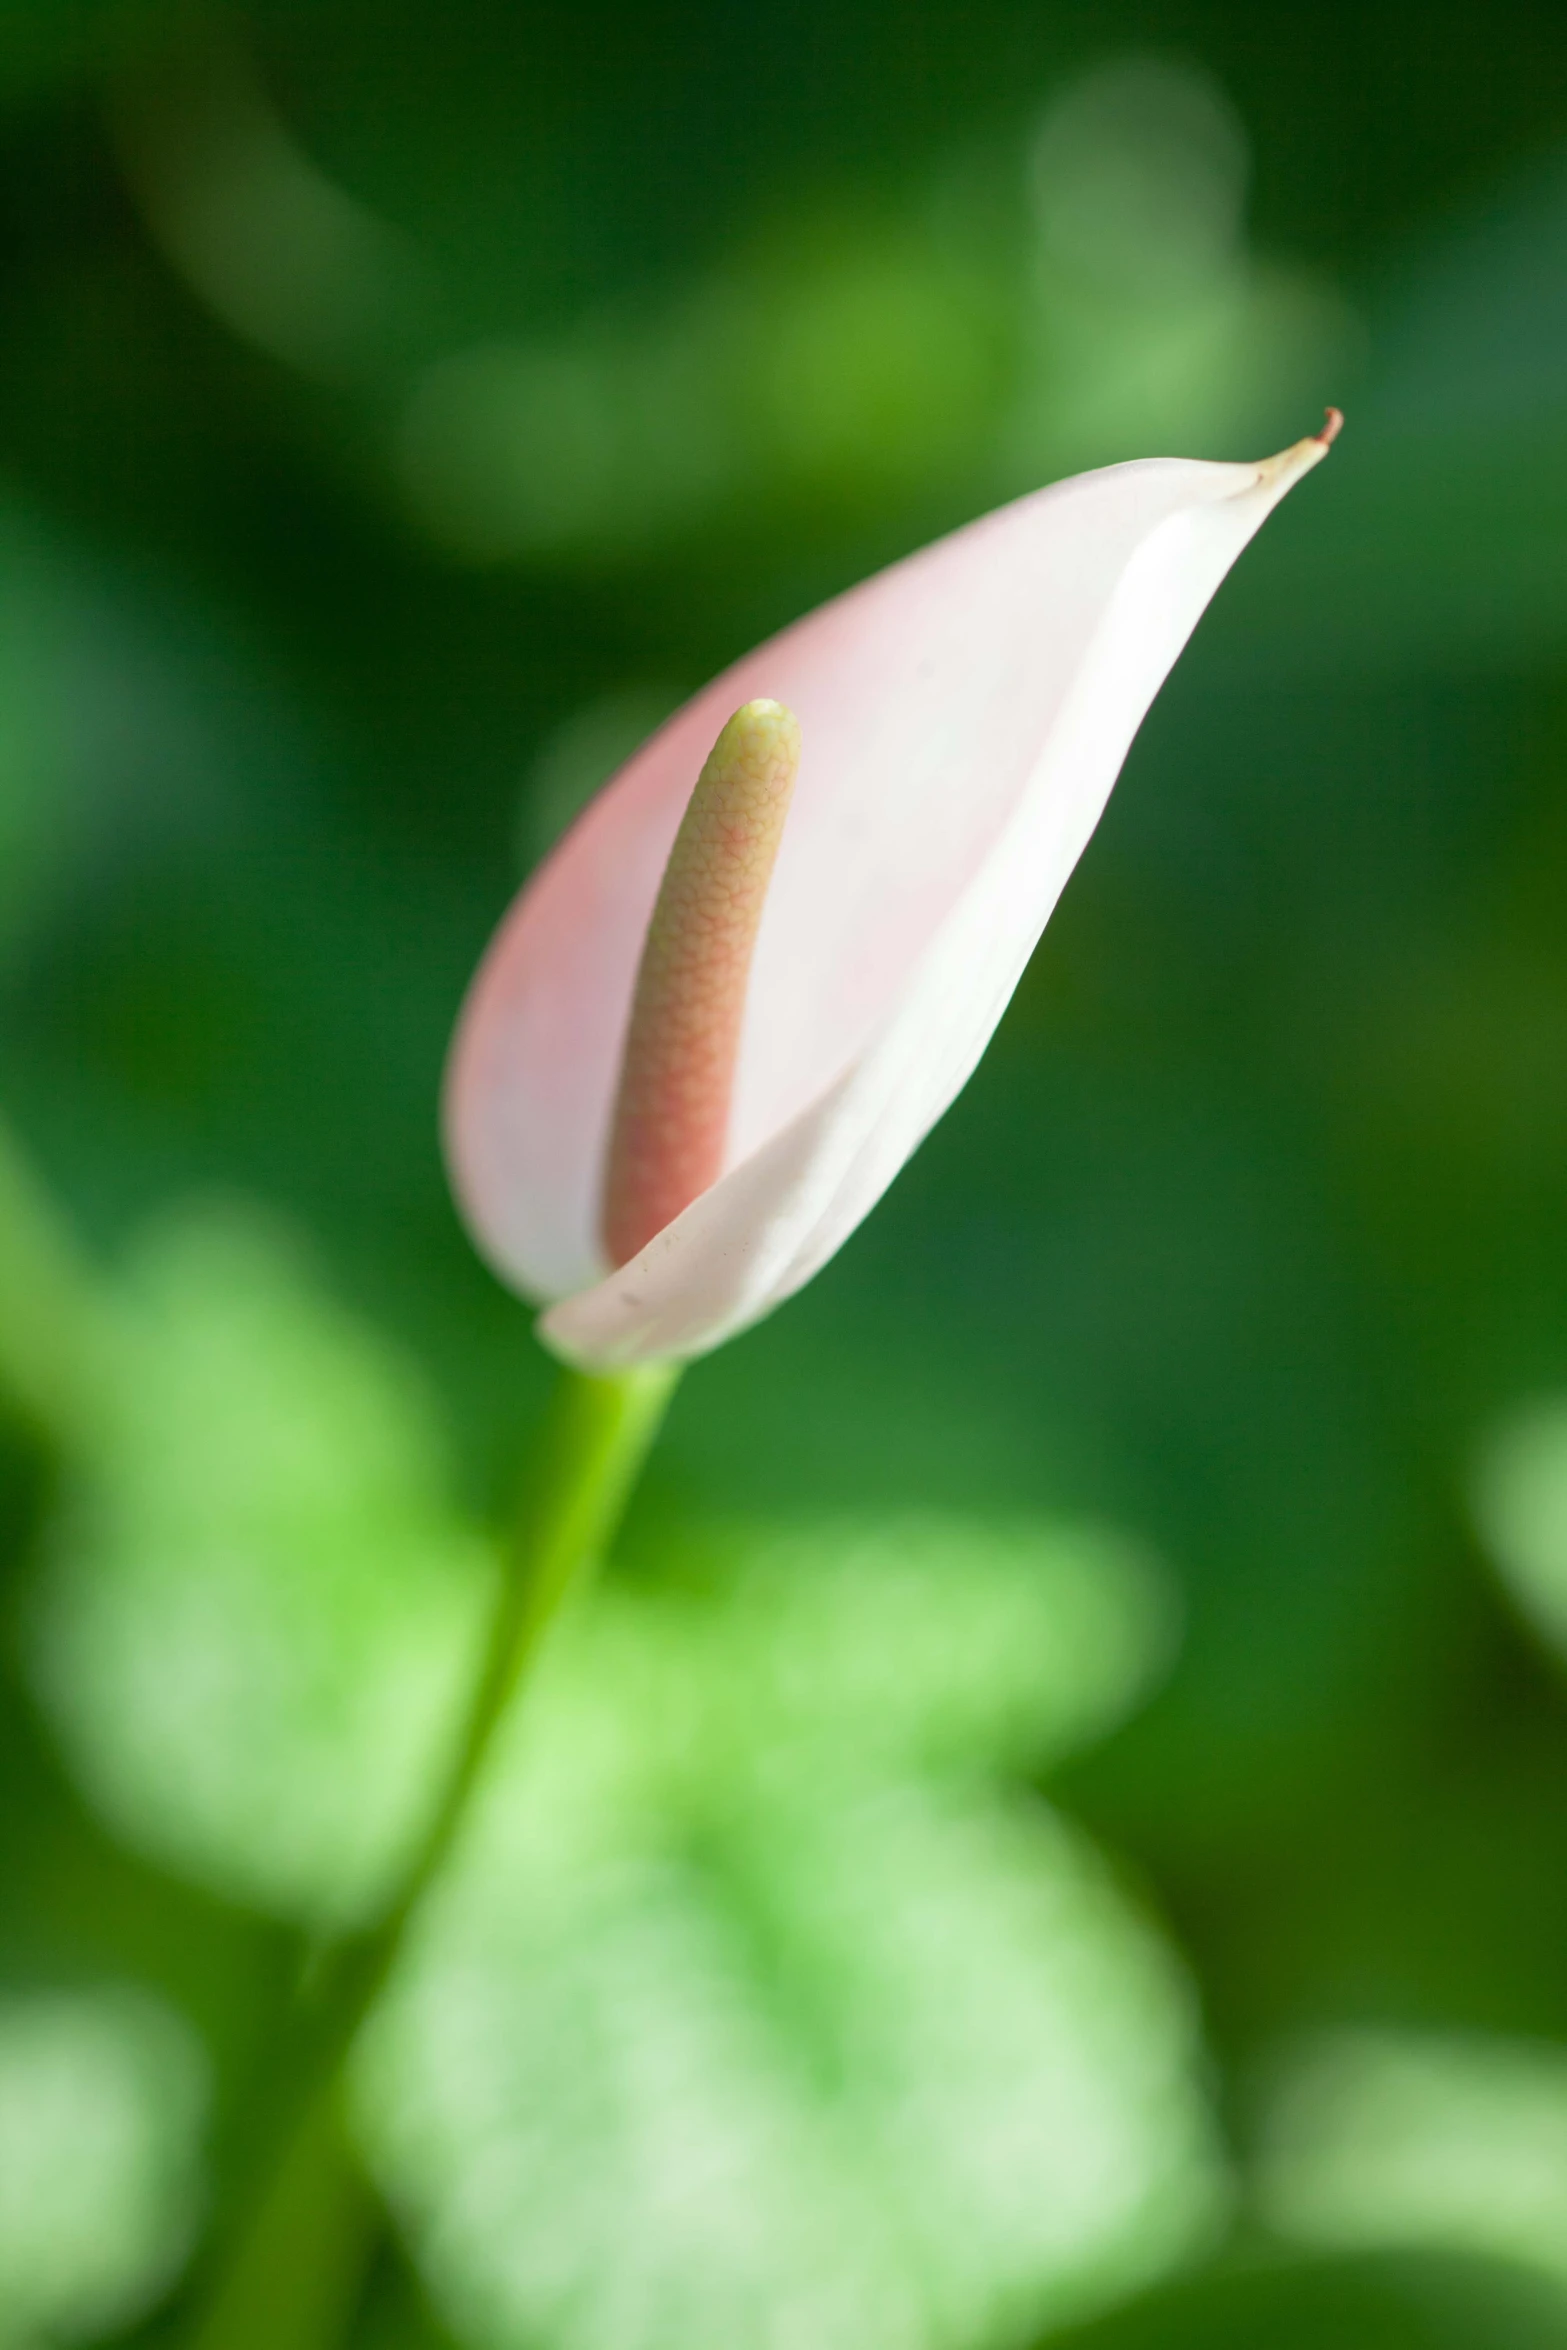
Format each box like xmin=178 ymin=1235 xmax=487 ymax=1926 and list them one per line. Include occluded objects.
xmin=600 ymin=699 xmax=800 ymax=1270
xmin=446 ymin=424 xmax=1338 ymax=1366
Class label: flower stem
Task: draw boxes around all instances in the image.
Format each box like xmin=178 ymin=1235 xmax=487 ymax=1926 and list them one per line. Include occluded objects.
xmin=185 ymin=1355 xmax=683 ymax=2350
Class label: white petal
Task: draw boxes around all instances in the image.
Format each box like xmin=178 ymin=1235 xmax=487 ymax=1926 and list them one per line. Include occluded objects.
xmin=539 ymin=443 xmax=1324 ymax=1364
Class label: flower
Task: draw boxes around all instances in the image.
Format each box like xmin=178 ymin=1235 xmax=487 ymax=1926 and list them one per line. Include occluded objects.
xmin=446 ymin=416 xmax=1340 ymax=1368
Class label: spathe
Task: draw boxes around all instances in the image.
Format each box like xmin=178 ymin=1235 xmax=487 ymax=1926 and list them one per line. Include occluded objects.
xmin=447 ymin=422 xmax=1338 ymax=1367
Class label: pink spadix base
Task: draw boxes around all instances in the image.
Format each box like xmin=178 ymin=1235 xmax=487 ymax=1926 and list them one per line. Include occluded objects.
xmin=600 ymin=699 xmax=801 ymax=1269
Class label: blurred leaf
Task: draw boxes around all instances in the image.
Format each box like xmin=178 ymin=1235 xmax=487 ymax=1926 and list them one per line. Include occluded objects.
xmin=359 ymin=1515 xmax=1219 ymax=2350
xmin=110 ymin=19 xmax=426 ymax=385
xmin=535 ymin=1516 xmax=1178 ymax=1831
xmin=1472 ymin=1396 xmax=1567 ymax=1668
xmin=1006 ymin=55 xmax=1351 ymax=479
xmin=1216 ymin=140 xmax=1567 ymax=678
xmin=0 ymin=510 xmax=80 ymax=968
xmin=30 ymin=1205 xmax=494 ymax=1930
xmin=391 ymin=63 xmax=1344 ymax=578
xmin=1049 ymin=2248 xmax=1567 ymax=2350
xmin=0 ymin=1983 xmax=205 ymax=2342
xmin=1253 ymin=2026 xmax=1567 ymax=2292
xmin=0 ymin=0 xmax=173 ymax=103
xmin=390 ymin=214 xmax=1008 ymax=572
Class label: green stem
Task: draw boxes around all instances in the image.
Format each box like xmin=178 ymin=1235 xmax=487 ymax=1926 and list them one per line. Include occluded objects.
xmin=186 ymin=1356 xmax=683 ymax=2350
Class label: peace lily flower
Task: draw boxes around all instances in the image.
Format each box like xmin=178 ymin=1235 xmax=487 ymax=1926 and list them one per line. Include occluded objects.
xmin=447 ymin=415 xmax=1340 ymax=1368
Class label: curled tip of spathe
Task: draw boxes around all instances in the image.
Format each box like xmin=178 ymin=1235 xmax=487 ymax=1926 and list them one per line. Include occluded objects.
xmin=1254 ymin=407 xmax=1344 ymax=492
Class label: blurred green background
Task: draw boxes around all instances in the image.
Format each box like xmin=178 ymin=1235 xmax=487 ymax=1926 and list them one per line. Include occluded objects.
xmin=6 ymin=1 xmax=1567 ymax=2344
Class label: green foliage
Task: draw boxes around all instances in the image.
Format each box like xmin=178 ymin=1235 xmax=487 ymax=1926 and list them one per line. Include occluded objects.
xmin=31 ymin=1209 xmax=494 ymax=1930
xmin=527 ymin=1515 xmax=1175 ymax=1814
xmin=22 ymin=1196 xmax=1214 ymax=2348
xmin=1254 ymin=2026 xmax=1567 ymax=2287
xmin=1473 ymin=1398 xmax=1567 ymax=1668
xmin=1051 ymin=2250 xmax=1567 ymax=2350
xmin=0 ymin=1985 xmax=204 ymax=2343
xmin=360 ymin=1519 xmax=1219 ymax=2350
xmin=1 ymin=3 xmax=1567 ymax=2345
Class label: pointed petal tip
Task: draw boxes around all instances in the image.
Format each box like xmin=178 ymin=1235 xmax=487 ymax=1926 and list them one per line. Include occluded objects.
xmin=1252 ymin=406 xmax=1344 ymax=495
